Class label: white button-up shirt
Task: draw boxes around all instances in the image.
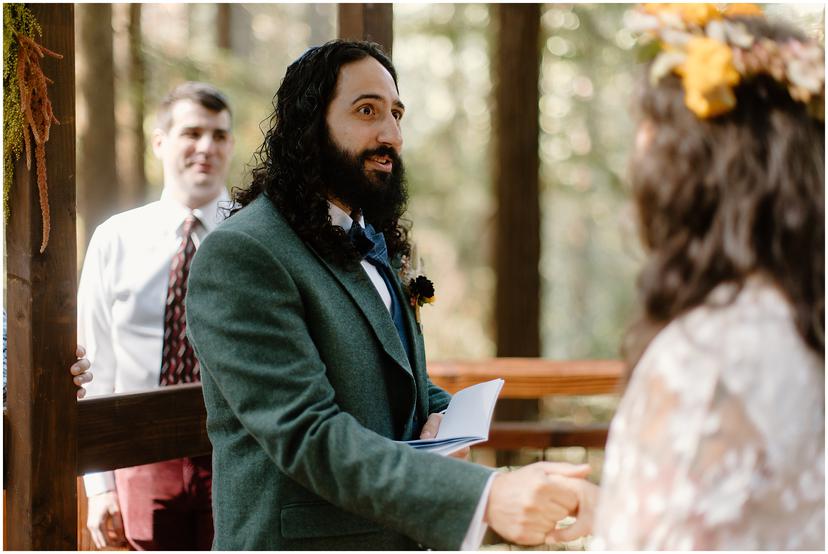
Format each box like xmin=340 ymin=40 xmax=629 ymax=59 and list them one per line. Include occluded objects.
xmin=78 ymin=187 xmax=230 ymax=495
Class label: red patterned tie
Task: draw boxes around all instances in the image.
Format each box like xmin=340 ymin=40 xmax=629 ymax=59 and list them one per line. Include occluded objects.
xmin=160 ymin=214 xmax=200 ymax=385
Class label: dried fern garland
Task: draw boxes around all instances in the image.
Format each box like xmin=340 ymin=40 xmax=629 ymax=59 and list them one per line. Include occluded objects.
xmin=3 ymin=4 xmax=61 ymax=253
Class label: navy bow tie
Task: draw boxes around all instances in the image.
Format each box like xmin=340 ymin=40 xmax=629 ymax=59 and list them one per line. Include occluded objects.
xmin=347 ymin=219 xmax=413 ymax=366
xmin=348 ymin=222 xmax=389 ymax=267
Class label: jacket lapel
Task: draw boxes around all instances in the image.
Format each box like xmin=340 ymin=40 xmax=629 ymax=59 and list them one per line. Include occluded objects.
xmin=388 ymin=275 xmax=425 ymax=372
xmin=312 ymin=251 xmax=414 ymax=377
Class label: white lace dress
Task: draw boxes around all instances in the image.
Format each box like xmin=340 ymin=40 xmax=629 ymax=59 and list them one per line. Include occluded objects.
xmin=592 ymin=278 xmax=825 ymax=550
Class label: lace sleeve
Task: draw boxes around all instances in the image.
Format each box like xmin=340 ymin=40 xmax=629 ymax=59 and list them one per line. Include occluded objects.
xmin=592 ymin=296 xmax=824 ymax=550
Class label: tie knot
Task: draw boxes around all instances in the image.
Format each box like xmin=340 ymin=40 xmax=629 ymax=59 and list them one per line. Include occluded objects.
xmin=348 ymin=223 xmax=389 ymax=267
xmin=181 ymin=214 xmax=197 ymax=236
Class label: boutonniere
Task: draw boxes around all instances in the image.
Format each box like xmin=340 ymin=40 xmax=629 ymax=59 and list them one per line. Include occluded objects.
xmin=399 ymin=254 xmax=436 ymax=324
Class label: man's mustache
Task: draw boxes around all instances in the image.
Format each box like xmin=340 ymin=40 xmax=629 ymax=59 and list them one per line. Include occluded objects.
xmin=359 ymin=146 xmax=401 ymax=167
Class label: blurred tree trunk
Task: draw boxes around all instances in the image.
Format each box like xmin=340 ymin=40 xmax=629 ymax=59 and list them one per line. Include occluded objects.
xmin=114 ymin=3 xmax=146 ymax=211
xmin=76 ymin=4 xmax=118 ymax=253
xmin=492 ymin=4 xmax=541 ymax=442
xmin=338 ymin=4 xmax=393 ymax=57
xmin=217 ymin=3 xmax=231 ymax=51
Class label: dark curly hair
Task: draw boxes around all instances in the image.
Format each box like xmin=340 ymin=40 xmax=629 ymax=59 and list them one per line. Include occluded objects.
xmin=624 ymin=17 xmax=825 ymax=371
xmin=232 ymin=40 xmax=411 ymax=268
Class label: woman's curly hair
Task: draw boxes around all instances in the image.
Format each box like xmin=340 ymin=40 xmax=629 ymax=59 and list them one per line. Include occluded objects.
xmin=624 ymin=17 xmax=825 ymax=370
xmin=232 ymin=40 xmax=410 ymax=267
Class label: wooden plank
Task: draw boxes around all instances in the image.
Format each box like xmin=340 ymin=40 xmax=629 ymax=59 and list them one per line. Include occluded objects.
xmin=76 ymin=384 xmax=210 ymax=474
xmin=337 ymin=3 xmax=393 ymax=57
xmin=483 ymin=421 xmax=610 ymax=450
xmin=5 ymin=4 xmax=77 ymax=549
xmin=7 ymin=359 xmax=619 ymax=477
xmin=428 ymin=358 xmax=624 ymax=397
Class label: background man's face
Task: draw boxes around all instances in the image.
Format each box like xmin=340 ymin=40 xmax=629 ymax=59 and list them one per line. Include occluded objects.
xmin=152 ymin=99 xmax=234 ymax=208
xmin=325 ymin=57 xmax=404 ymax=188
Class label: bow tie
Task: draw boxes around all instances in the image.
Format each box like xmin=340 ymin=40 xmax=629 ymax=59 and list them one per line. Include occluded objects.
xmin=347 ymin=222 xmax=389 ymax=267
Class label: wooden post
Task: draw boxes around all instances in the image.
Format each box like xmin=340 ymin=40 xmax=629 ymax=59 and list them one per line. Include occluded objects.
xmin=493 ymin=3 xmax=542 ymax=359
xmin=5 ymin=3 xmax=78 ymax=549
xmin=491 ymin=5 xmax=542 ymax=462
xmin=337 ymin=3 xmax=393 ymax=57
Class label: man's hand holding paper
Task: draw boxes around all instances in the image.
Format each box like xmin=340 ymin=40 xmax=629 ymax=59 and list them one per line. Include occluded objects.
xmin=419 ymin=412 xmax=471 ymax=460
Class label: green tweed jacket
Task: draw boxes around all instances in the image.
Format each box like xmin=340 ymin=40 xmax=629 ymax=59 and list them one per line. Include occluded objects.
xmin=186 ymin=194 xmax=493 ymax=550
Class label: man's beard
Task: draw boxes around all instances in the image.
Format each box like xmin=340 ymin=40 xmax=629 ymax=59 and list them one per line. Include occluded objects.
xmin=319 ymin=132 xmax=407 ymax=229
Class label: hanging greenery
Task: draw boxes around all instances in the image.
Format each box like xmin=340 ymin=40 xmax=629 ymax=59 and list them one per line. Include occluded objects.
xmin=3 ymin=4 xmax=61 ymax=253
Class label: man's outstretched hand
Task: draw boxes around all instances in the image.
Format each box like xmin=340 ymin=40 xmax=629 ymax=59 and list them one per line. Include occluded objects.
xmin=485 ymin=462 xmax=591 ymax=545
xmin=544 ymin=474 xmax=600 ymax=544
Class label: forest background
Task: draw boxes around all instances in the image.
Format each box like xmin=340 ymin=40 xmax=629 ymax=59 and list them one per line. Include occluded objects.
xmin=71 ymin=3 xmax=823 ymax=363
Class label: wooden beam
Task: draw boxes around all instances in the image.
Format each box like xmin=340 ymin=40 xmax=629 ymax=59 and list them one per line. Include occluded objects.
xmin=493 ymin=4 xmax=542 ymax=358
xmin=337 ymin=3 xmax=393 ymax=57
xmin=76 ymin=384 xmax=210 ymax=474
xmin=428 ymin=359 xmax=624 ymax=397
xmin=5 ymin=4 xmax=77 ymax=549
xmin=4 ymin=358 xmax=618 ymax=479
xmin=5 ymin=384 xmax=209 ymax=477
xmin=483 ymin=421 xmax=610 ymax=450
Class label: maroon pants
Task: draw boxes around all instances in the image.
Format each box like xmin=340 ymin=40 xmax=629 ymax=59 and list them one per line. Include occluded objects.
xmin=114 ymin=456 xmax=213 ymax=550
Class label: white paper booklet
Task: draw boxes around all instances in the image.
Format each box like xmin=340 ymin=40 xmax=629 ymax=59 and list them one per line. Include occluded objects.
xmin=397 ymin=378 xmax=504 ymax=456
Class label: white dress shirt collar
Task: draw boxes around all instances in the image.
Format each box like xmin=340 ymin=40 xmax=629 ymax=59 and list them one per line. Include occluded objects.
xmin=159 ymin=186 xmax=230 ymax=233
xmin=328 ymin=201 xmax=366 ymax=232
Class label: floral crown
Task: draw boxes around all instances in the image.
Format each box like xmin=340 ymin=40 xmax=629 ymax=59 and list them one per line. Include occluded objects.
xmin=627 ymin=3 xmax=825 ymax=120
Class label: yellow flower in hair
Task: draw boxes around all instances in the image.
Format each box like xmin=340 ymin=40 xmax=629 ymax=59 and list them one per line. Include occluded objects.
xmin=676 ymin=37 xmax=740 ymax=118
xmin=722 ymin=4 xmax=764 ymax=18
xmin=680 ymin=3 xmax=722 ymax=26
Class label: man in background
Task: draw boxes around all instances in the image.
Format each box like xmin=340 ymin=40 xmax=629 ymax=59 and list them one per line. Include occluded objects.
xmin=78 ymin=82 xmax=234 ymax=550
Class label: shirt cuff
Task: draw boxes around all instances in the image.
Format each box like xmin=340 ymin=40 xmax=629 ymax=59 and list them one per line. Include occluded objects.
xmin=83 ymin=471 xmax=116 ymax=497
xmin=460 ymin=473 xmax=496 ymax=550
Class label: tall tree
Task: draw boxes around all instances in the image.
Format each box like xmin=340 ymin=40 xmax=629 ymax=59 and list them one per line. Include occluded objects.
xmin=492 ymin=5 xmax=542 ymax=436
xmin=114 ymin=3 xmax=146 ymax=211
xmin=493 ymin=4 xmax=541 ymax=358
xmin=75 ymin=4 xmax=118 ymax=251
xmin=338 ymin=3 xmax=393 ymax=56
xmin=217 ymin=3 xmax=231 ymax=51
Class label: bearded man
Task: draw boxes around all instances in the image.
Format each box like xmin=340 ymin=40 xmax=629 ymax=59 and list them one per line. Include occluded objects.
xmin=185 ymin=41 xmax=584 ymax=550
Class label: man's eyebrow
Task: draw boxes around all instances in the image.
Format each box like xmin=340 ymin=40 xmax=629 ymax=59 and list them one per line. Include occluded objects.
xmin=180 ymin=125 xmax=231 ymax=133
xmin=351 ymin=93 xmax=405 ymax=111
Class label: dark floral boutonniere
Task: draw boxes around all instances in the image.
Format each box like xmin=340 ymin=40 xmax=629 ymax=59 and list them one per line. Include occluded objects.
xmin=399 ymin=253 xmax=436 ymax=324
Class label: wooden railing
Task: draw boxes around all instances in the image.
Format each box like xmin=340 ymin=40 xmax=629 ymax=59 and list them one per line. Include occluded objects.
xmin=77 ymin=383 xmax=210 ymax=473
xmin=429 ymin=358 xmax=623 ymax=396
xmin=6 ymin=358 xmax=624 ymax=477
xmin=4 ymin=358 xmax=623 ymax=549
xmin=430 ymin=358 xmax=624 ymax=451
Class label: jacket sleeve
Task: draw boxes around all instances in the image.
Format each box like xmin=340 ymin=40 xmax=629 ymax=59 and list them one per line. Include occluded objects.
xmin=427 ymin=378 xmax=452 ymax=413
xmin=186 ymin=229 xmax=493 ymax=550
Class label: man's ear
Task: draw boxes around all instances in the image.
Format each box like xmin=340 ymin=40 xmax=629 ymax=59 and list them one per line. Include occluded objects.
xmin=151 ymin=128 xmax=165 ymax=158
